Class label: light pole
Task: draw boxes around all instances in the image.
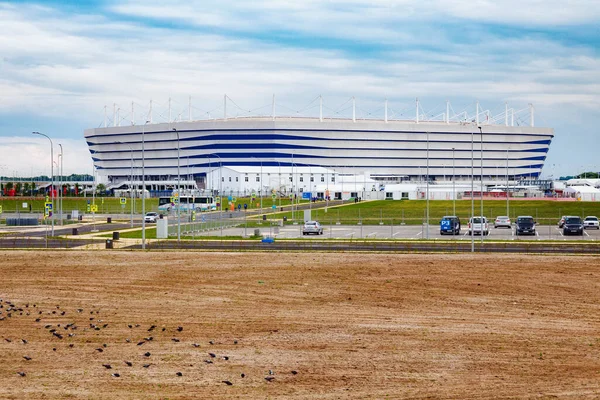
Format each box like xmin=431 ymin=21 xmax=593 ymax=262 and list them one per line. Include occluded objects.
xmin=141 ymin=121 xmax=149 ymax=250
xmin=506 ymin=148 xmax=510 ymax=217
xmin=116 ymin=141 xmax=135 ymax=227
xmin=452 ymin=147 xmax=456 ymax=216
xmin=425 ymin=131 xmax=430 ymax=239
xmin=173 ymin=128 xmax=181 ymax=243
xmin=470 ymin=127 xmax=475 ymax=253
xmin=478 ymin=126 xmax=484 ymax=245
xmin=32 ymin=131 xmax=54 ymax=236
xmin=58 ymin=144 xmax=63 ymax=225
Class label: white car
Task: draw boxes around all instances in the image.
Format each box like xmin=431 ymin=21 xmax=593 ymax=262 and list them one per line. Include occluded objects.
xmin=494 ymin=216 xmax=511 ymax=228
xmin=583 ymin=216 xmax=599 ymax=229
xmin=144 ymin=212 xmax=159 ymax=223
xmin=468 ymin=216 xmax=489 ymax=236
xmin=303 ymin=221 xmax=323 ymax=235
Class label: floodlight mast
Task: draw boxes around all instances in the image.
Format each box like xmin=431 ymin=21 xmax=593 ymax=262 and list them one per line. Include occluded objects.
xmin=32 ymin=131 xmax=54 ymax=236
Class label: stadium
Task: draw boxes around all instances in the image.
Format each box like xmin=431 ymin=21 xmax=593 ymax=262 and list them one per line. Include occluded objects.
xmin=84 ymin=99 xmax=554 ymax=197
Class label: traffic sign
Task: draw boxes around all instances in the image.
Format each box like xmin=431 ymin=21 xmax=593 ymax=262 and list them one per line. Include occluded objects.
xmin=272 ymin=205 xmax=277 ymax=209
xmin=191 ymin=211 xmax=196 ymax=221
xmin=228 ymin=196 xmax=233 ymax=201
xmin=120 ymin=197 xmax=127 ymax=205
xmin=91 ymin=205 xmax=98 ymax=212
xmin=232 ymin=197 xmax=237 ymax=203
xmin=237 ymin=204 xmax=241 ymax=210
xmin=271 ymin=193 xmax=277 ymax=200
xmin=243 ymin=203 xmax=247 ymax=210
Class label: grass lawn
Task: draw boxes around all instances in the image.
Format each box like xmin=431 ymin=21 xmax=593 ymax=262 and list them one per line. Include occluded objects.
xmin=262 ymin=199 xmax=600 ymax=225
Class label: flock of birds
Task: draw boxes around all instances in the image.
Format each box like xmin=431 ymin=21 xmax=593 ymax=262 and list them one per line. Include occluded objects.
xmin=1 ymin=297 xmax=298 ymax=386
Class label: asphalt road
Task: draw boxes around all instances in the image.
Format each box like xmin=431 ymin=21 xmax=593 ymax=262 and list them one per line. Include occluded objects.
xmin=178 ymin=223 xmax=600 ymax=241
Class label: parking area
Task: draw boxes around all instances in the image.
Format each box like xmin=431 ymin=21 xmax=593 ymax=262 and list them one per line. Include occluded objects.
xmin=190 ymin=224 xmax=600 ymax=241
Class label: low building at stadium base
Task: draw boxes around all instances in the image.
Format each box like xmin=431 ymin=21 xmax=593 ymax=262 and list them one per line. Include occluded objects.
xmin=84 ymin=105 xmax=554 ymax=200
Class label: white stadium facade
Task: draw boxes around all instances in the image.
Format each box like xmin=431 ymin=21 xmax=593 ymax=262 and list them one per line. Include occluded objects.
xmin=84 ymin=100 xmax=554 ymax=198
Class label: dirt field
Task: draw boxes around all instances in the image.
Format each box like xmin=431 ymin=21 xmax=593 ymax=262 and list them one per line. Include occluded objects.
xmin=0 ymin=251 xmax=599 ymax=399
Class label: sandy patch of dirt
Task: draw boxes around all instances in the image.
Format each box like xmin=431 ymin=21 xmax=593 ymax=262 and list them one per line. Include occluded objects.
xmin=0 ymin=251 xmax=599 ymax=399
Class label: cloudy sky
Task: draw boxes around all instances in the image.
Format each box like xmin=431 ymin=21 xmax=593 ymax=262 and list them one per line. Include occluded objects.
xmin=0 ymin=0 xmax=598 ymax=178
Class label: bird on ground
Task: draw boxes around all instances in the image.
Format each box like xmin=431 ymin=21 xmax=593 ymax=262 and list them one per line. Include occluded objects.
xmin=192 ymin=343 xmax=200 ymax=348
xmin=137 ymin=342 xmax=145 ymax=346
xmin=222 ymin=380 xmax=233 ymax=386
xmin=142 ymin=364 xmax=150 ymax=368
xmin=4 ymin=338 xmax=12 ymax=342
xmin=209 ymin=340 xmax=214 ymax=345
xmin=125 ymin=339 xmax=131 ymax=343
xmin=127 ymin=324 xmax=132 ymax=328
xmin=291 ymin=370 xmax=298 ymax=375
xmin=241 ymin=373 xmax=245 ymax=378
xmin=111 ymin=373 xmax=120 ymax=378
xmin=223 ymin=356 xmax=229 ymax=361
xmin=53 ymin=333 xmax=63 ymax=339
xmin=176 ymin=372 xmax=183 ymax=377
xmin=233 ymin=340 xmax=238 ymax=345
xmin=177 ymin=326 xmax=183 ymax=332
xmin=148 ymin=325 xmax=156 ymax=332
xmin=144 ymin=337 xmax=153 ymax=341
xmin=208 ymin=353 xmax=216 ymax=358
xmin=204 ymin=360 xmax=213 ymax=364
xmin=124 ymin=361 xmax=133 ymax=367
xmin=102 ymin=364 xmax=112 ymax=369
xmin=171 ymin=338 xmax=180 ymax=342
xmin=144 ymin=352 xmax=151 ymax=357
xmin=95 ymin=348 xmax=104 ymax=353
xmin=21 ymin=339 xmax=28 ymax=344
xmin=17 ymin=372 xmax=26 ymax=377
xmin=268 ymin=370 xmax=274 ymax=375
xmin=23 ymin=356 xmax=32 ymax=361
xmin=35 ymin=318 xmax=41 ymax=322
xmin=265 ymin=376 xmax=275 ymax=382
xmin=69 ymin=344 xmax=74 ymax=348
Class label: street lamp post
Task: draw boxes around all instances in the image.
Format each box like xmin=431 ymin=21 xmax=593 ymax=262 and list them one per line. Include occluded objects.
xmin=116 ymin=141 xmax=135 ymax=228
xmin=425 ymin=131 xmax=430 ymax=239
xmin=506 ymin=148 xmax=510 ymax=216
xmin=173 ymin=128 xmax=181 ymax=243
xmin=478 ymin=126 xmax=484 ymax=246
xmin=452 ymin=147 xmax=456 ymax=216
xmin=141 ymin=121 xmax=149 ymax=250
xmin=470 ymin=127 xmax=475 ymax=253
xmin=58 ymin=144 xmax=63 ymax=225
xmin=32 ymin=131 xmax=54 ymax=236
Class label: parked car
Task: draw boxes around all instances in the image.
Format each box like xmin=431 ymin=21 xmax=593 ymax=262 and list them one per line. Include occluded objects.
xmin=440 ymin=216 xmax=461 ymax=235
xmin=558 ymin=215 xmax=567 ymax=228
xmin=468 ymin=216 xmax=489 ymax=236
xmin=563 ymin=216 xmax=584 ymax=236
xmin=144 ymin=212 xmax=159 ymax=223
xmin=583 ymin=216 xmax=599 ymax=230
xmin=515 ymin=216 xmax=536 ymax=236
xmin=302 ymin=221 xmax=323 ymax=235
xmin=494 ymin=216 xmax=511 ymax=228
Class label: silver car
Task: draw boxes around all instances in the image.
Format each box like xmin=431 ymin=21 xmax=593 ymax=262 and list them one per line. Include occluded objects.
xmin=303 ymin=221 xmax=323 ymax=235
xmin=494 ymin=216 xmax=511 ymax=228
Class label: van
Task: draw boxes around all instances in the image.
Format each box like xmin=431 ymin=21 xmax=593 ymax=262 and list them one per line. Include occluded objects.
xmin=468 ymin=216 xmax=489 ymax=236
xmin=440 ymin=216 xmax=461 ymax=235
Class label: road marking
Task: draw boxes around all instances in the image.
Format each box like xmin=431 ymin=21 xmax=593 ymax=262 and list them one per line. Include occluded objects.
xmin=415 ymin=231 xmax=422 ymax=238
xmin=392 ymin=231 xmax=403 ymax=237
xmin=584 ymin=231 xmax=590 ymax=237
xmin=344 ymin=232 xmax=355 ymax=237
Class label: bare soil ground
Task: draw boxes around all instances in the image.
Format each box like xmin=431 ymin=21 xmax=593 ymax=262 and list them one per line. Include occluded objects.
xmin=0 ymin=251 xmax=599 ymax=399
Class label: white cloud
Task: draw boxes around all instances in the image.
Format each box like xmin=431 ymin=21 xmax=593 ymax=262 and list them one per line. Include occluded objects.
xmin=0 ymin=137 xmax=93 ymax=177
xmin=0 ymin=2 xmax=598 ymax=176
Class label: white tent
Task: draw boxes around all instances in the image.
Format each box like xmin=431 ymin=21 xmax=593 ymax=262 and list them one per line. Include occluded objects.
xmin=563 ymin=185 xmax=600 ymax=201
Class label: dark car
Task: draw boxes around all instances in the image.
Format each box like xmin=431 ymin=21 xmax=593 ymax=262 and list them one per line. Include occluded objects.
xmin=440 ymin=216 xmax=461 ymax=235
xmin=515 ymin=216 xmax=536 ymax=236
xmin=563 ymin=216 xmax=584 ymax=236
